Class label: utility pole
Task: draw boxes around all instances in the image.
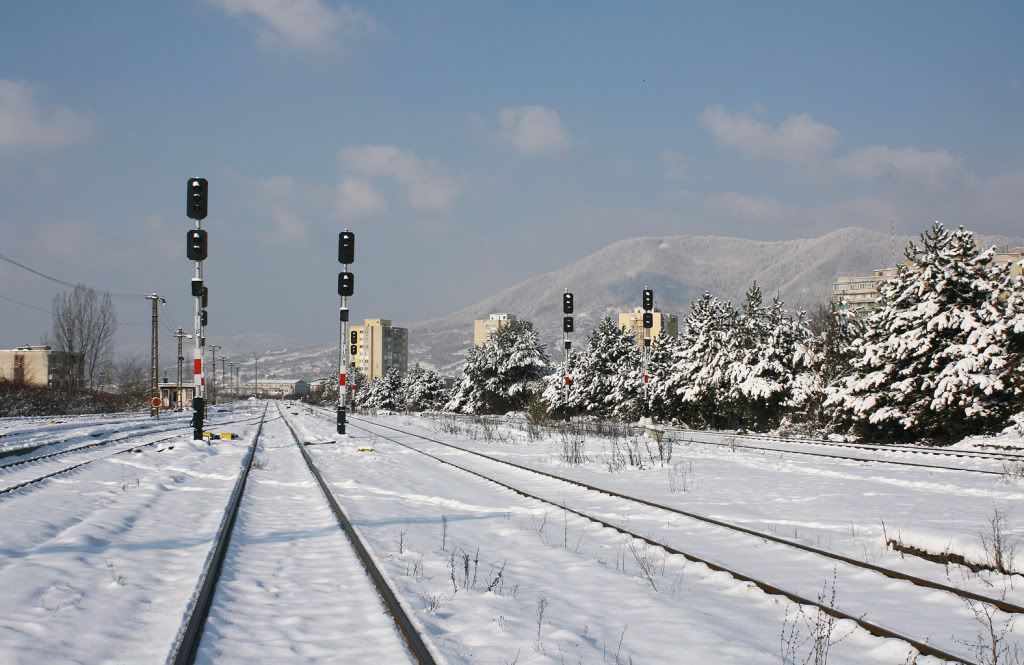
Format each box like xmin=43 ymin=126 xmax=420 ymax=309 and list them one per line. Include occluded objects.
xmin=220 ymin=356 xmax=229 ymax=402
xmin=228 ymin=361 xmax=236 ymax=398
xmin=209 ymin=344 xmax=221 ymax=406
xmin=253 ymin=353 xmax=259 ymax=398
xmin=186 ymin=177 xmax=209 ymax=441
xmin=146 ymin=294 xmax=166 ymax=417
xmin=174 ymin=328 xmax=190 ymax=411
xmin=337 ymin=230 xmax=355 ymax=435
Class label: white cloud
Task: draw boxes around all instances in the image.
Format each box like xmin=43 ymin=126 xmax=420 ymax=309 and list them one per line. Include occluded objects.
xmin=210 ymin=0 xmax=373 ymax=51
xmin=336 ymin=177 xmax=388 ymax=218
xmin=701 ymin=105 xmax=840 ymax=163
xmin=834 ymin=145 xmax=961 ymax=186
xmin=339 ymin=145 xmax=458 ymax=212
xmin=0 ymin=80 xmax=92 ymax=153
xmin=498 ymin=106 xmax=570 ymax=156
xmin=269 ymin=207 xmax=308 ymax=242
xmin=701 ymin=104 xmax=973 ymax=189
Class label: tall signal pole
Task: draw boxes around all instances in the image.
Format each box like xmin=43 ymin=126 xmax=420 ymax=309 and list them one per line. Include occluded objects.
xmin=186 ymin=177 xmax=209 ymax=441
xmin=220 ymin=356 xmax=229 ymax=401
xmin=337 ymin=230 xmax=355 ymax=435
xmin=209 ymin=344 xmax=221 ymax=406
xmin=146 ymin=294 xmax=166 ymax=417
xmin=253 ymin=353 xmax=259 ymax=398
xmin=641 ymin=287 xmax=654 ymax=418
xmin=562 ymin=290 xmax=574 ymax=417
xmin=174 ymin=328 xmax=190 ymax=411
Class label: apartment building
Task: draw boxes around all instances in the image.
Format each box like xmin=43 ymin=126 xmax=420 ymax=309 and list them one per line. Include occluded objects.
xmin=617 ymin=308 xmax=679 ymax=346
xmin=833 ymin=247 xmax=1024 ymax=312
xmin=349 ymin=319 xmax=408 ymax=381
xmin=473 ymin=313 xmax=533 ymax=346
xmin=831 ymin=268 xmax=900 ymax=312
xmin=0 ymin=346 xmax=82 ymax=387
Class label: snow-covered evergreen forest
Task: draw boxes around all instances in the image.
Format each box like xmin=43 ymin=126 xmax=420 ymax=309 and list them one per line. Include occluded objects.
xmin=350 ymin=223 xmax=1024 ymax=445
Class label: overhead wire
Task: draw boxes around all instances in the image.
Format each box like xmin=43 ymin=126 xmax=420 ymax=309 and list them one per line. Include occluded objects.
xmin=0 ymin=252 xmax=148 ymax=300
xmin=0 ymin=294 xmax=52 ymax=315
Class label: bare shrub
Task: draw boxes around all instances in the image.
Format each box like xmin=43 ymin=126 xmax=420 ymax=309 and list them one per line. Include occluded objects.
xmin=105 ymin=560 xmax=126 ymax=586
xmin=779 ymin=570 xmax=854 ymax=665
xmin=1000 ymin=462 xmax=1024 ymax=483
xmin=560 ymin=429 xmax=587 ymax=466
xmin=627 ymin=541 xmax=663 ymax=591
xmin=956 ymin=595 xmax=1022 ymax=665
xmin=251 ymin=456 xmax=270 ymax=470
xmin=534 ymin=596 xmax=548 ymax=654
xmin=668 ymin=461 xmax=696 ymax=494
xmin=979 ymin=508 xmax=1019 ymax=576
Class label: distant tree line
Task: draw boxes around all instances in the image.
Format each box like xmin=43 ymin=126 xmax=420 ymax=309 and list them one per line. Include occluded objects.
xmin=350 ymin=222 xmax=1024 ymax=444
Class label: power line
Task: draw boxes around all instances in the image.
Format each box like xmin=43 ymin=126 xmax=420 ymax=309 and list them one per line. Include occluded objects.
xmin=0 ymin=294 xmax=52 ymax=315
xmin=0 ymin=252 xmax=147 ymax=300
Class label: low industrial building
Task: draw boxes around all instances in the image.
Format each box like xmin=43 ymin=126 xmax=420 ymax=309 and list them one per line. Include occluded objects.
xmin=0 ymin=346 xmax=82 ymax=387
xmin=240 ymin=379 xmax=310 ymax=398
xmin=158 ymin=381 xmax=196 ymax=410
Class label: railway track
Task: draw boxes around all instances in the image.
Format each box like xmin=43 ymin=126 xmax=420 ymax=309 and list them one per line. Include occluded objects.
xmin=0 ymin=411 xmax=268 ymax=497
xmin=167 ymin=403 xmax=435 ymax=665
xmin=338 ymin=410 xmax=1023 ymax=664
xmin=0 ymin=415 xmax=188 ymax=461
xmin=422 ymin=411 xmax=1020 ymax=474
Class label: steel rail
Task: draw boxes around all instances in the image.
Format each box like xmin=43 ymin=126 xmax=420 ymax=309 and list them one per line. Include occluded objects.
xmin=0 ymin=414 xmax=271 ymax=498
xmin=167 ymin=404 xmax=268 ymax=665
xmin=665 ymin=427 xmax=1024 ymax=463
xmin=345 ymin=414 xmax=988 ymax=664
xmin=352 ymin=415 xmax=1023 ymax=613
xmin=416 ymin=411 xmax=1009 ymax=475
xmin=279 ymin=406 xmax=438 ymax=665
xmin=675 ymin=432 xmax=1004 ymax=476
xmin=0 ymin=412 xmax=267 ymax=471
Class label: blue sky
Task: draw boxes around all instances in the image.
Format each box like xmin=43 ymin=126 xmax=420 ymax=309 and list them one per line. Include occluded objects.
xmin=1 ymin=1 xmax=1022 ymax=360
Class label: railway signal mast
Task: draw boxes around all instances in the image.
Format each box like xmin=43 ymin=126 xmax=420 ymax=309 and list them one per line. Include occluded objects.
xmin=562 ymin=290 xmax=574 ymax=412
xmin=186 ymin=177 xmax=209 ymax=441
xmin=641 ymin=287 xmax=654 ymax=417
xmin=337 ymin=230 xmax=355 ymax=435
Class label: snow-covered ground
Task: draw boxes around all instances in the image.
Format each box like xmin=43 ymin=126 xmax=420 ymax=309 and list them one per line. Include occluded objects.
xmin=1 ymin=402 xmax=1022 ymax=664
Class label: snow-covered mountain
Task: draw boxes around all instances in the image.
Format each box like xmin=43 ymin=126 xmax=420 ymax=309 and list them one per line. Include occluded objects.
xmin=244 ymin=227 xmax=1023 ymax=378
xmin=409 ymin=227 xmax=1022 ymax=373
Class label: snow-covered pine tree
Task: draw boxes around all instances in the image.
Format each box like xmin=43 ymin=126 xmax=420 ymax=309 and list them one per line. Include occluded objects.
xmin=445 ymin=320 xmax=549 ymax=414
xmin=608 ymin=339 xmax=646 ymax=422
xmin=347 ymin=365 xmax=368 ymax=407
xmin=401 ymin=363 xmax=449 ymax=412
xmin=647 ymin=333 xmax=683 ymax=422
xmin=361 ymin=367 xmax=404 ymax=411
xmin=780 ymin=309 xmax=823 ymax=430
xmin=541 ymin=352 xmax=579 ymax=418
xmin=825 ymin=222 xmax=1019 ymax=443
xmin=570 ymin=317 xmax=639 ymax=418
xmin=724 ymin=284 xmax=797 ymax=431
xmin=998 ymin=255 xmax=1024 ymax=409
xmin=660 ymin=292 xmax=737 ymax=428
